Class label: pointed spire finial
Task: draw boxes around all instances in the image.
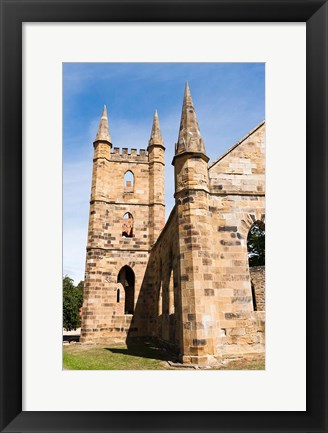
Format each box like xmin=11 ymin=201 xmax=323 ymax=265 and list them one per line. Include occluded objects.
xmin=176 ymin=82 xmax=206 ymax=155
xmin=148 ymin=109 xmax=164 ymax=147
xmin=94 ymin=105 xmax=112 ymax=144
xmin=185 ymin=80 xmax=190 ymax=95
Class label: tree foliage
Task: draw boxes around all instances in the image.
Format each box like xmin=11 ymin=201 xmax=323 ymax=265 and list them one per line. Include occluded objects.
xmin=247 ymin=223 xmax=265 ymax=267
xmin=63 ymin=276 xmax=84 ymax=331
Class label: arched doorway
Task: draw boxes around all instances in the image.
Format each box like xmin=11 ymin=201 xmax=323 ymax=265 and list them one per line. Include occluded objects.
xmin=117 ymin=265 xmax=135 ymax=314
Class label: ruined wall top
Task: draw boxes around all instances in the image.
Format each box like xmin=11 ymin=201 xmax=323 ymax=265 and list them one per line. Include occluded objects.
xmin=208 ymin=121 xmax=265 ymax=195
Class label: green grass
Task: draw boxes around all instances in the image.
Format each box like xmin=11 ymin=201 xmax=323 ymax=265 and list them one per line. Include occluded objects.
xmin=63 ymin=342 xmax=170 ymax=370
xmin=63 ymin=342 xmax=265 ymax=370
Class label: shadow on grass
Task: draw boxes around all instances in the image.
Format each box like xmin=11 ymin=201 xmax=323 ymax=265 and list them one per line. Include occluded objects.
xmin=105 ymin=342 xmax=177 ymax=362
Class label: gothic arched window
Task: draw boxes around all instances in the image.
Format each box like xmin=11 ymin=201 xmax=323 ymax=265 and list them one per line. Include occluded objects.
xmin=124 ymin=171 xmax=134 ymax=193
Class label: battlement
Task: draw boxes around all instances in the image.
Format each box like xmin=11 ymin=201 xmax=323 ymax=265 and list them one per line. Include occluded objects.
xmin=110 ymin=147 xmax=149 ymax=162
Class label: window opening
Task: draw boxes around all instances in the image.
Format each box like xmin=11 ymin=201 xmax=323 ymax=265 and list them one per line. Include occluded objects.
xmin=124 ymin=171 xmax=134 ymax=193
xmin=117 ymin=266 xmax=135 ymax=314
xmin=247 ymin=221 xmax=265 ymax=267
xmin=122 ymin=212 xmax=134 ymax=238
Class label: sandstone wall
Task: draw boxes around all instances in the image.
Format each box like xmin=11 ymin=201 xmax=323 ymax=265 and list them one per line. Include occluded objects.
xmin=81 ymin=249 xmax=149 ymax=343
xmin=250 ymin=266 xmax=265 ymax=311
xmin=204 ymin=121 xmax=266 ymax=358
xmin=206 ymin=194 xmax=265 ymax=358
xmin=209 ymin=122 xmax=265 ymax=195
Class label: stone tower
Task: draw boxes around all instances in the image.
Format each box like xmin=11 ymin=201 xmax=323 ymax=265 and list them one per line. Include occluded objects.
xmin=80 ymin=106 xmax=165 ymax=343
xmin=172 ymin=82 xmax=218 ymax=365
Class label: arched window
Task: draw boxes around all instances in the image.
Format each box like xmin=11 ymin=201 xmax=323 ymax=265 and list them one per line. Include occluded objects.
xmin=117 ymin=266 xmax=135 ymax=314
xmin=122 ymin=212 xmax=134 ymax=238
xmin=124 ymin=171 xmax=134 ymax=193
xmin=247 ymin=221 xmax=265 ymax=311
xmin=247 ymin=221 xmax=265 ymax=267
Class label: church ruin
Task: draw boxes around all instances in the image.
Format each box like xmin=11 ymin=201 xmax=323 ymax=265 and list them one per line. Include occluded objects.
xmin=80 ymin=82 xmax=265 ymax=366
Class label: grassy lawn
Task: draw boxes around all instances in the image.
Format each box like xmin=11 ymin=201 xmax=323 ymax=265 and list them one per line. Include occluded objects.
xmin=63 ymin=342 xmax=171 ymax=370
xmin=63 ymin=342 xmax=265 ymax=370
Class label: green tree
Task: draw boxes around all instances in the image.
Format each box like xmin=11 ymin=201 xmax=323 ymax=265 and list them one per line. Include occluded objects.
xmin=247 ymin=223 xmax=265 ymax=267
xmin=63 ymin=276 xmax=84 ymax=331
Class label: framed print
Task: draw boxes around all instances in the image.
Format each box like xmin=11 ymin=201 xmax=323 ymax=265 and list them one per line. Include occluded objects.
xmin=0 ymin=0 xmax=327 ymax=432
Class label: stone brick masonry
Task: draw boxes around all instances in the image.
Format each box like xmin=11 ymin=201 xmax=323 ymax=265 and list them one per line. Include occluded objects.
xmin=80 ymin=83 xmax=265 ymax=365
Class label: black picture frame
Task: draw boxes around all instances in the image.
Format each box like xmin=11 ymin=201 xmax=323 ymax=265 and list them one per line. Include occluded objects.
xmin=0 ymin=1 xmax=327 ymax=432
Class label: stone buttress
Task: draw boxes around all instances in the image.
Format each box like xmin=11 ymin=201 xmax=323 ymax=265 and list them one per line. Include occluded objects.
xmin=172 ymin=83 xmax=219 ymax=365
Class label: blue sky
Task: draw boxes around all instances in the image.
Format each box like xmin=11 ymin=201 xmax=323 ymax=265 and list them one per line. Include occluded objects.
xmin=63 ymin=63 xmax=265 ymax=283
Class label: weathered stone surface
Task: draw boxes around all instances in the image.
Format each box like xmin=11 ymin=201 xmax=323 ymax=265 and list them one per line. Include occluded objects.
xmin=94 ymin=105 xmax=112 ymax=143
xmin=250 ymin=266 xmax=265 ymax=311
xmin=80 ymin=83 xmax=266 ymax=365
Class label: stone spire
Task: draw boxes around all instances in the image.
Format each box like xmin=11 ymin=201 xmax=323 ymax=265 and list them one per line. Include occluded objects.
xmin=94 ymin=105 xmax=112 ymax=144
xmin=176 ymin=81 xmax=206 ymax=155
xmin=148 ymin=110 xmax=164 ymax=147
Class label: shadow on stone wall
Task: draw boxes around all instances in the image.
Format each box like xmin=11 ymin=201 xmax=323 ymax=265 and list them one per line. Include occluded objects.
xmin=250 ymin=266 xmax=265 ymax=311
xmin=125 ymin=245 xmax=181 ymax=361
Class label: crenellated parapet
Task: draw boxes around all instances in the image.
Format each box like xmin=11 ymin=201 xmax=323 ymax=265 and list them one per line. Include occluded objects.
xmin=110 ymin=147 xmax=149 ymax=163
